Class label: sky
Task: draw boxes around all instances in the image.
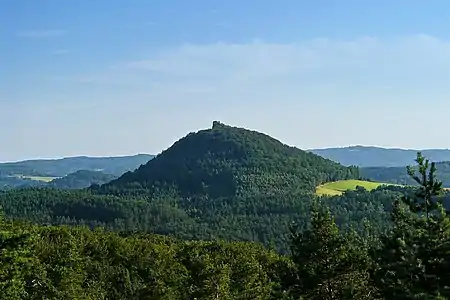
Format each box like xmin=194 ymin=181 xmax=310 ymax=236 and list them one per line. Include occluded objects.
xmin=2 ymin=0 xmax=450 ymax=162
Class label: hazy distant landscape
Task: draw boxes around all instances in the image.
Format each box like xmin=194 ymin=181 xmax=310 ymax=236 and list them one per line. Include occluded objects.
xmin=310 ymin=146 xmax=450 ymax=187
xmin=0 ymin=154 xmax=153 ymax=189
xmin=311 ymin=146 xmax=450 ymax=167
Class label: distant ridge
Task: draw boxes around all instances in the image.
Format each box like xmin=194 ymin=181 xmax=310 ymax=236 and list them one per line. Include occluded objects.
xmin=2 ymin=153 xmax=152 ymax=164
xmin=0 ymin=154 xmax=154 ymax=178
xmin=310 ymin=146 xmax=450 ymax=167
xmin=311 ymin=145 xmax=450 ymax=151
xmin=360 ymin=161 xmax=450 ymax=187
xmin=98 ymin=122 xmax=359 ymax=197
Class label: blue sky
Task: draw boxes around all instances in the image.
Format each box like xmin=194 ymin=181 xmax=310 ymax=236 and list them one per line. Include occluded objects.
xmin=2 ymin=0 xmax=450 ymax=161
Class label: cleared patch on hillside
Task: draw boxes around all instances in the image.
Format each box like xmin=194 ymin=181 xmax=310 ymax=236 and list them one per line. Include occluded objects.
xmin=316 ymin=179 xmax=395 ymax=196
xmin=13 ymin=175 xmax=59 ymax=182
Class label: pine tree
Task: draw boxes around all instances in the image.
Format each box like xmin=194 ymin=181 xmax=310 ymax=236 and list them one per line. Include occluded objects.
xmin=289 ymin=200 xmax=372 ymax=299
xmin=374 ymin=152 xmax=450 ymax=298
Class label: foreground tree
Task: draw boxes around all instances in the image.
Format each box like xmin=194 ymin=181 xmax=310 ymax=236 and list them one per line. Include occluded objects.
xmin=374 ymin=152 xmax=450 ymax=299
xmin=0 ymin=211 xmax=43 ymax=299
xmin=289 ymin=200 xmax=373 ymax=299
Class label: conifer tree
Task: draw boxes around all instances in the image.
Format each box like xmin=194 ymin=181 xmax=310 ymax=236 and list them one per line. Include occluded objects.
xmin=289 ymin=200 xmax=372 ymax=299
xmin=374 ymin=152 xmax=450 ymax=298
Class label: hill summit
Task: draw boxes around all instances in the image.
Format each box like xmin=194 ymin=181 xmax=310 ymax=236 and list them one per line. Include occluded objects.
xmin=98 ymin=122 xmax=359 ymax=197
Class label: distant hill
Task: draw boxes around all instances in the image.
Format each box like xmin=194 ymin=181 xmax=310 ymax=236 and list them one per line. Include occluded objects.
xmin=0 ymin=154 xmax=154 ymax=189
xmin=0 ymin=175 xmax=46 ymax=189
xmin=48 ymin=170 xmax=117 ymax=189
xmin=0 ymin=154 xmax=153 ymax=177
xmin=310 ymin=146 xmax=450 ymax=167
xmin=0 ymin=170 xmax=117 ymax=190
xmin=360 ymin=161 xmax=450 ymax=187
xmin=98 ymin=121 xmax=359 ymax=197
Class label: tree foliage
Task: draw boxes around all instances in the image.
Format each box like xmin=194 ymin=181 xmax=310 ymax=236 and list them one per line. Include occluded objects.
xmin=374 ymin=152 xmax=450 ymax=299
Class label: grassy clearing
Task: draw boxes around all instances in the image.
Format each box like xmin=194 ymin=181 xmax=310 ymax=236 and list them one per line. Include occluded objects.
xmin=13 ymin=175 xmax=59 ymax=182
xmin=316 ymin=179 xmax=396 ymax=196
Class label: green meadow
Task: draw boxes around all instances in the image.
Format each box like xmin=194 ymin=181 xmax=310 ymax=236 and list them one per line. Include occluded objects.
xmin=316 ymin=179 xmax=397 ymax=196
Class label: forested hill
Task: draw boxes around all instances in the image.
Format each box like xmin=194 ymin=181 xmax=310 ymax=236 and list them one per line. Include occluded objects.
xmin=48 ymin=170 xmax=117 ymax=189
xmin=97 ymin=122 xmax=359 ymax=197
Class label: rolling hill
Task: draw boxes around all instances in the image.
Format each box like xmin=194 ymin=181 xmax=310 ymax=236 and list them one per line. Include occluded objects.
xmin=98 ymin=121 xmax=359 ymax=197
xmin=0 ymin=154 xmax=154 ymax=189
xmin=311 ymin=146 xmax=450 ymax=167
xmin=0 ymin=154 xmax=154 ymax=177
xmin=0 ymin=170 xmax=118 ymax=190
xmin=48 ymin=170 xmax=117 ymax=189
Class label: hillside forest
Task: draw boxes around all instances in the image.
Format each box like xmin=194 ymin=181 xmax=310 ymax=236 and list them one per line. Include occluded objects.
xmin=1 ymin=122 xmax=450 ymax=299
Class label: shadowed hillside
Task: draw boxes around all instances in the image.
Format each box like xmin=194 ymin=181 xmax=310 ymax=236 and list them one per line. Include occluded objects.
xmin=48 ymin=170 xmax=117 ymax=189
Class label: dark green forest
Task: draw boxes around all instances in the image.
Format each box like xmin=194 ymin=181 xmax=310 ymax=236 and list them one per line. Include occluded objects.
xmin=0 ymin=185 xmax=403 ymax=253
xmin=2 ymin=123 xmax=450 ymax=298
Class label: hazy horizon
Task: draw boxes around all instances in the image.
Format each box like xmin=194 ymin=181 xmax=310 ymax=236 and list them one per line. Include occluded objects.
xmin=3 ymin=139 xmax=450 ymax=164
xmin=3 ymin=1 xmax=450 ymax=162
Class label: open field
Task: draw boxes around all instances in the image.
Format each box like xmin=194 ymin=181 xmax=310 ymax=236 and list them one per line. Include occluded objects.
xmin=12 ymin=175 xmax=59 ymax=182
xmin=316 ymin=179 xmax=398 ymax=196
